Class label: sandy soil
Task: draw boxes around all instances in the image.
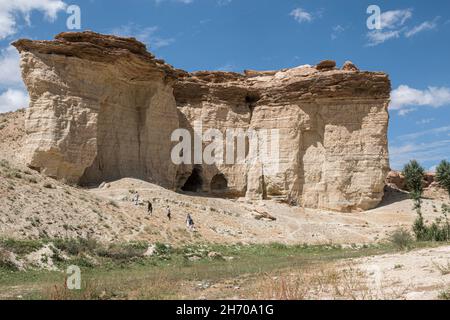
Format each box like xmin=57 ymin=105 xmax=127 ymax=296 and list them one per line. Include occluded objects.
xmin=351 ymin=245 xmax=450 ymax=300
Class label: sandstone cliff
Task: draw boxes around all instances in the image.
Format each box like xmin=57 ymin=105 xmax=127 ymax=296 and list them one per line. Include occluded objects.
xmin=13 ymin=31 xmax=391 ymax=212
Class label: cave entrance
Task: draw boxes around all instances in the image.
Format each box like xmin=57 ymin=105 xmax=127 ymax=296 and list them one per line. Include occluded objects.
xmin=211 ymin=174 xmax=228 ymax=192
xmin=181 ymin=167 xmax=203 ymax=192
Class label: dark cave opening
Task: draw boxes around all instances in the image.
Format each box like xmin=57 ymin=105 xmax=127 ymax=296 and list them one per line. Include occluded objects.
xmin=210 ymin=173 xmax=228 ymax=191
xmin=181 ymin=167 xmax=203 ymax=192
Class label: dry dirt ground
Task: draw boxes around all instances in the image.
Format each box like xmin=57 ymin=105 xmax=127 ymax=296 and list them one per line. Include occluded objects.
xmin=180 ymin=246 xmax=450 ymax=300
xmin=1 ymin=109 xmax=449 ymax=245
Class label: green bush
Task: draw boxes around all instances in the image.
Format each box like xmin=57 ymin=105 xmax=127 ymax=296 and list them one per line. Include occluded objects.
xmin=96 ymin=243 xmax=146 ymax=261
xmin=0 ymin=239 xmax=42 ymax=255
xmin=54 ymin=238 xmax=101 ymax=256
xmin=389 ymin=228 xmax=414 ymax=250
xmin=436 ymin=160 xmax=450 ymax=196
xmin=413 ymin=204 xmax=449 ymax=242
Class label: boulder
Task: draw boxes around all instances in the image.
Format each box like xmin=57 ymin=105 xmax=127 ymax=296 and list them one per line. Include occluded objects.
xmin=316 ymin=60 xmax=336 ymax=70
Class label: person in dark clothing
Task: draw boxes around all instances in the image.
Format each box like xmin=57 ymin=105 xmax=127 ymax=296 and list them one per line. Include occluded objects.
xmin=166 ymin=207 xmax=171 ymax=221
xmin=147 ymin=201 xmax=153 ymax=215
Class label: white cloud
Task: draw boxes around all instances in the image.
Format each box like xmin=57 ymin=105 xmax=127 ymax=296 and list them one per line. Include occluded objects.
xmin=0 ymin=0 xmax=67 ymax=39
xmin=290 ymin=8 xmax=313 ymax=23
xmin=110 ymin=24 xmax=175 ymax=50
xmin=416 ymin=118 xmax=435 ymax=125
xmin=365 ymin=9 xmax=439 ymax=46
xmin=397 ymin=126 xmax=450 ymax=141
xmin=0 ymin=46 xmax=23 ymax=87
xmin=367 ymin=29 xmax=402 ymax=46
xmin=366 ymin=9 xmax=412 ymax=46
xmin=390 ymin=140 xmax=450 ymax=155
xmin=331 ymin=24 xmax=346 ymax=40
xmin=0 ymin=88 xmax=29 ymax=113
xmin=405 ymin=19 xmax=438 ymax=38
xmin=379 ymin=9 xmax=413 ymax=29
xmin=391 ymin=85 xmax=450 ymax=110
xmin=389 ymin=139 xmax=450 ymax=170
xmin=398 ymin=107 xmax=416 ymax=116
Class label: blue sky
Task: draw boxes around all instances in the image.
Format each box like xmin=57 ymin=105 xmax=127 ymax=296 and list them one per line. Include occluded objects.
xmin=0 ymin=0 xmax=449 ymax=171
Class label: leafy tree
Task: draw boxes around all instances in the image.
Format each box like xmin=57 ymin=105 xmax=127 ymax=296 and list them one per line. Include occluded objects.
xmin=436 ymin=161 xmax=450 ymax=240
xmin=403 ymin=160 xmax=426 ymax=240
xmin=403 ymin=160 xmax=425 ymax=194
xmin=402 ymin=160 xmax=425 ymax=212
xmin=404 ymin=160 xmax=450 ymax=242
xmin=436 ymin=160 xmax=450 ymax=196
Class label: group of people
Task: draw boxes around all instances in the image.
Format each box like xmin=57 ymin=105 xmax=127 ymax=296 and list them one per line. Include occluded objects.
xmin=130 ymin=191 xmax=195 ymax=231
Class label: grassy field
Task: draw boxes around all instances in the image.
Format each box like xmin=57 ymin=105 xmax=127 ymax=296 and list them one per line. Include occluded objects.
xmin=0 ymin=238 xmax=446 ymax=300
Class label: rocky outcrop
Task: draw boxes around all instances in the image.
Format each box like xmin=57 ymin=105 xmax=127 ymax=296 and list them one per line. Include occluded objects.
xmin=13 ymin=31 xmax=391 ymax=212
xmin=386 ymin=170 xmax=437 ymax=190
xmin=13 ymin=32 xmax=182 ymax=187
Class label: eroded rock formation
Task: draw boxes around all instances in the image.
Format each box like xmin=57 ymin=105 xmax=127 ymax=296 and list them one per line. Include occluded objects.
xmin=13 ymin=31 xmax=391 ymax=212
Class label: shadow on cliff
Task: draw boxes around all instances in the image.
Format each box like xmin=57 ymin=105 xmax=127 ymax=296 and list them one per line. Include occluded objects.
xmin=375 ymin=185 xmax=410 ymax=209
xmin=174 ymin=109 xmax=229 ymax=197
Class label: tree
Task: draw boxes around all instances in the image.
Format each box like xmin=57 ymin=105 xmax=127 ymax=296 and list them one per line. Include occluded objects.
xmin=403 ymin=160 xmax=425 ymax=194
xmin=403 ymin=160 xmax=426 ymax=240
xmin=436 ymin=160 xmax=450 ymax=196
xmin=436 ymin=161 xmax=450 ymax=240
xmin=402 ymin=160 xmax=425 ymax=212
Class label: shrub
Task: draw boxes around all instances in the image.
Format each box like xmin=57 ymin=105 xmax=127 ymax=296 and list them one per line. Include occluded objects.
xmin=96 ymin=243 xmax=147 ymax=261
xmin=54 ymin=238 xmax=101 ymax=256
xmin=389 ymin=228 xmax=413 ymax=250
xmin=43 ymin=182 xmax=55 ymax=189
xmin=413 ymin=205 xmax=449 ymax=242
xmin=0 ymin=239 xmax=42 ymax=255
xmin=439 ymin=289 xmax=450 ymax=300
xmin=413 ymin=216 xmax=428 ymax=241
xmin=0 ymin=249 xmax=19 ymax=271
xmin=108 ymin=200 xmax=119 ymax=208
xmin=436 ymin=160 xmax=450 ymax=196
xmin=0 ymin=159 xmax=10 ymax=168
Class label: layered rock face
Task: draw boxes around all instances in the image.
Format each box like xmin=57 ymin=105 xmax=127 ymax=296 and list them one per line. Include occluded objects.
xmin=174 ymin=66 xmax=390 ymax=211
xmin=13 ymin=32 xmax=180 ymax=188
xmin=13 ymin=32 xmax=391 ymax=212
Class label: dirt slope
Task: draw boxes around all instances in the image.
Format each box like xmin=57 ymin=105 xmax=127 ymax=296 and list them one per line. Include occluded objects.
xmin=0 ymin=110 xmax=449 ymax=245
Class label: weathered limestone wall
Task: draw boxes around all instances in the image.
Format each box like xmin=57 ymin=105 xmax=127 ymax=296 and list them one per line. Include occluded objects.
xmin=14 ymin=32 xmax=180 ymax=188
xmin=13 ymin=32 xmax=391 ymax=212
xmin=174 ymin=66 xmax=390 ymax=211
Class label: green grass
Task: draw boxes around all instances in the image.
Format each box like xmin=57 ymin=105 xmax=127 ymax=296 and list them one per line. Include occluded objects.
xmin=0 ymin=239 xmax=43 ymax=255
xmin=0 ymin=240 xmax=446 ymax=300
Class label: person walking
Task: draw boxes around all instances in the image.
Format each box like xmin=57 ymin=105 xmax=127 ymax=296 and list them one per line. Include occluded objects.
xmin=166 ymin=207 xmax=171 ymax=221
xmin=132 ymin=192 xmax=140 ymax=206
xmin=147 ymin=201 xmax=153 ymax=215
xmin=186 ymin=214 xmax=195 ymax=232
